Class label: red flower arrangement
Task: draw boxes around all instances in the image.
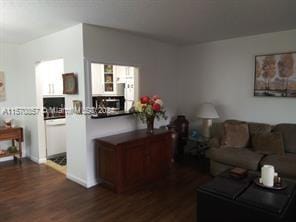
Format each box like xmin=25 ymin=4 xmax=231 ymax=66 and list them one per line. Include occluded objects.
xmin=132 ymin=95 xmax=167 ymax=133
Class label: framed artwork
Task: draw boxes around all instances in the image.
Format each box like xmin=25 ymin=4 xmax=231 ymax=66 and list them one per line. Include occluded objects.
xmin=63 ymin=73 xmax=78 ymax=94
xmin=254 ymin=52 xmax=296 ymax=97
xmin=73 ymin=100 xmax=82 ymax=114
xmin=0 ymin=71 xmax=6 ymax=101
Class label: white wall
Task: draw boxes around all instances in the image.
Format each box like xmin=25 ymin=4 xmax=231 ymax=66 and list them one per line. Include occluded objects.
xmin=0 ymin=44 xmax=20 ymax=109
xmin=83 ymin=24 xmax=179 ymax=187
xmin=3 ymin=24 xmax=296 ymax=189
xmin=3 ymin=23 xmax=296 ymax=188
xmin=0 ymin=24 xmax=178 ymax=188
xmin=178 ymin=29 xmax=296 ymax=128
xmin=19 ymin=24 xmax=88 ymax=186
xmin=0 ymin=43 xmax=26 ymax=161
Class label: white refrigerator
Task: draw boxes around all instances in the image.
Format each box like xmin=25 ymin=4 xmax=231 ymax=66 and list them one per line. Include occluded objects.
xmin=124 ymin=68 xmax=135 ymax=112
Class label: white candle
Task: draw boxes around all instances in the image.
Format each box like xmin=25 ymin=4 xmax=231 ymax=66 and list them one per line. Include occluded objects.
xmin=261 ymin=165 xmax=275 ymax=187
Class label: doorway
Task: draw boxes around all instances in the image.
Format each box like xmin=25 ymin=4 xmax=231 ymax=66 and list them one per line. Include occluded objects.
xmin=35 ymin=59 xmax=67 ymax=174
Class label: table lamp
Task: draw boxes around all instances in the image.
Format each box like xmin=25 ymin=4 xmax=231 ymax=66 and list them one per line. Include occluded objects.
xmin=196 ymin=103 xmax=219 ymax=139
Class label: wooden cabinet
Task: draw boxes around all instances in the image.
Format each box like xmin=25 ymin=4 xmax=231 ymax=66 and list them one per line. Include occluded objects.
xmin=95 ymin=129 xmax=172 ymax=193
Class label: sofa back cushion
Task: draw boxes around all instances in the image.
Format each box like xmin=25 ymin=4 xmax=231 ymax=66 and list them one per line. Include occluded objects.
xmin=252 ymin=132 xmax=285 ymax=155
xmin=248 ymin=122 xmax=272 ymax=135
xmin=273 ymin=124 xmax=296 ymax=153
xmin=222 ymin=120 xmax=249 ymax=148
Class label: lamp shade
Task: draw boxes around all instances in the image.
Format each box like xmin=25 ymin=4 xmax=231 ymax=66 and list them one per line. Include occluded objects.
xmin=196 ymin=103 xmax=219 ymax=119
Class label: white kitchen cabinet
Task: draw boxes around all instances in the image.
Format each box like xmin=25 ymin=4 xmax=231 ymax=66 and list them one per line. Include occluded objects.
xmin=115 ymin=65 xmax=128 ymax=84
xmin=91 ymin=63 xmax=104 ymax=95
xmin=45 ymin=118 xmax=66 ymax=157
xmin=92 ymin=64 xmax=120 ymax=95
xmin=41 ymin=59 xmax=64 ymax=96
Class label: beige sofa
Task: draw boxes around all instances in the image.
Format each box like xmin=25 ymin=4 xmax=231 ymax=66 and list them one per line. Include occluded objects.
xmin=206 ymin=121 xmax=296 ymax=180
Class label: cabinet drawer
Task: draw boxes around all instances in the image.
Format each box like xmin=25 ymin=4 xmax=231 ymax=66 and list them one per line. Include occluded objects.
xmin=0 ymin=129 xmax=23 ymax=141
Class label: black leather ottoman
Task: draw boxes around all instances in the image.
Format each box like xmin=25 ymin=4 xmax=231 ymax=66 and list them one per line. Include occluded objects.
xmin=197 ymin=172 xmax=296 ymax=222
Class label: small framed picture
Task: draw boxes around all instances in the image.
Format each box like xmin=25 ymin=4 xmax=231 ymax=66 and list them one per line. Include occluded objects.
xmin=73 ymin=100 xmax=82 ymax=114
xmin=63 ymin=73 xmax=78 ymax=94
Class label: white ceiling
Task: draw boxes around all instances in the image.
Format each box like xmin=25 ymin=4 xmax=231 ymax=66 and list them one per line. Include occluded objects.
xmin=1 ymin=0 xmax=296 ymax=45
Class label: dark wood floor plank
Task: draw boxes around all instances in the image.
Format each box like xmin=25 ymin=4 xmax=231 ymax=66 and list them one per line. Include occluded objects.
xmin=0 ymin=158 xmax=210 ymax=222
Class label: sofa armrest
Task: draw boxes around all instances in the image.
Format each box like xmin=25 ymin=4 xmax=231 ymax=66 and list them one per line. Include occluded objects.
xmin=206 ymin=138 xmax=220 ymax=158
xmin=208 ymin=137 xmax=220 ymax=149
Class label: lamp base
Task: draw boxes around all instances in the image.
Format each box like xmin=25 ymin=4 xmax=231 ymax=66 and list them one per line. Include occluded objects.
xmin=202 ymin=119 xmax=213 ymax=140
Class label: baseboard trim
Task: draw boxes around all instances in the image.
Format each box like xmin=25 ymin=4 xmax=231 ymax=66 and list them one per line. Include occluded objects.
xmin=0 ymin=156 xmax=13 ymax=162
xmin=66 ymin=173 xmax=88 ymax=188
xmin=30 ymin=156 xmax=39 ymax=163
xmin=87 ymin=177 xmax=101 ymax=188
xmin=30 ymin=156 xmax=47 ymax=164
xmin=39 ymin=158 xmax=47 ymax=164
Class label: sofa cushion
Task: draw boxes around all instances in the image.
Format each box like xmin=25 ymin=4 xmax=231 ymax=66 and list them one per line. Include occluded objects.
xmin=273 ymin=124 xmax=296 ymax=153
xmin=222 ymin=121 xmax=249 ymax=148
xmin=207 ymin=147 xmax=263 ymax=171
xmin=252 ymin=132 xmax=285 ymax=155
xmin=261 ymin=154 xmax=296 ymax=180
xmin=248 ymin=122 xmax=272 ymax=135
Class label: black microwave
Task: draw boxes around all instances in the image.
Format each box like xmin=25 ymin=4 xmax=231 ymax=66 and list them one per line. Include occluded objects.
xmin=43 ymin=97 xmax=65 ymax=119
xmin=93 ymin=96 xmax=124 ymax=113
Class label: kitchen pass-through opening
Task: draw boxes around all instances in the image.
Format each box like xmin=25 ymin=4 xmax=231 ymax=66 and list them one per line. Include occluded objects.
xmin=90 ymin=63 xmax=139 ymax=118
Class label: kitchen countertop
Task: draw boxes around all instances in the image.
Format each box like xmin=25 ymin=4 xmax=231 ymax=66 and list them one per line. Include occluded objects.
xmin=44 ymin=116 xmax=66 ymax=120
xmin=91 ymin=111 xmax=133 ymax=119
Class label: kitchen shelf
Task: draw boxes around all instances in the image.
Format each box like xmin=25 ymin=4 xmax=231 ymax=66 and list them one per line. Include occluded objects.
xmin=103 ymin=65 xmax=115 ymax=93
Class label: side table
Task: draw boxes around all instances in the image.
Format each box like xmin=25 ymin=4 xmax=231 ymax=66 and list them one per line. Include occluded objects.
xmin=187 ymin=137 xmax=209 ymax=159
xmin=0 ymin=127 xmax=23 ymax=163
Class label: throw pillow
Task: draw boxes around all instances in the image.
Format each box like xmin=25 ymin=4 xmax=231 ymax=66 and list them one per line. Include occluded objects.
xmin=222 ymin=121 xmax=249 ymax=148
xmin=252 ymin=132 xmax=285 ymax=155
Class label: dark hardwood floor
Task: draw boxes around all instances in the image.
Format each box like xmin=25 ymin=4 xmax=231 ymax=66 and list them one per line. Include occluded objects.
xmin=0 ymin=157 xmax=211 ymax=222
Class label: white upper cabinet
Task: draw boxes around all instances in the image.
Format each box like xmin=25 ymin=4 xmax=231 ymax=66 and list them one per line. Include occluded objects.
xmin=91 ymin=63 xmax=104 ymax=95
xmin=92 ymin=64 xmax=119 ymax=95
xmin=115 ymin=65 xmax=128 ymax=84
xmin=40 ymin=59 xmax=64 ymax=96
xmin=90 ymin=63 xmax=137 ymax=100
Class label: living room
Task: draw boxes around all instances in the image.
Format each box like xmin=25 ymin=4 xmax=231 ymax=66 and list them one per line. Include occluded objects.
xmin=1 ymin=1 xmax=296 ymax=221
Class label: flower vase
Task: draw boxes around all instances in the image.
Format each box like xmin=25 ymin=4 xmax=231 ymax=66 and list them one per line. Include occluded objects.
xmin=146 ymin=116 xmax=155 ymax=134
xmin=173 ymin=115 xmax=189 ymax=160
